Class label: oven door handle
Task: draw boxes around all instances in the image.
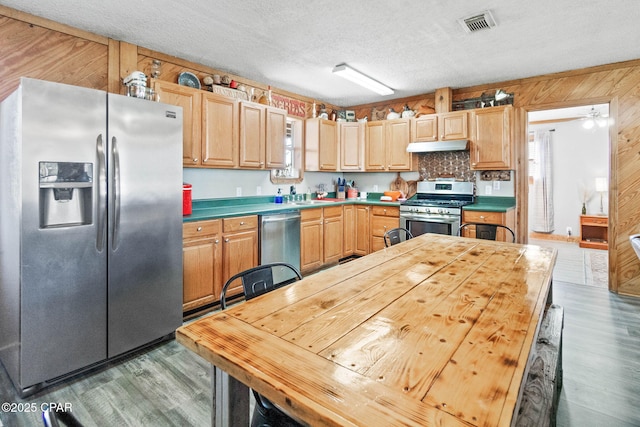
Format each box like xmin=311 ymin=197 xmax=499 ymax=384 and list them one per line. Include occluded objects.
xmin=401 ymin=214 xmax=459 ymax=224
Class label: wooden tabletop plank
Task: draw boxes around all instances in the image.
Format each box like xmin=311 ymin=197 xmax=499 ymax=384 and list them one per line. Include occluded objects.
xmin=176 ymin=314 xmax=470 ymax=427
xmin=423 ymin=244 xmax=555 ymax=426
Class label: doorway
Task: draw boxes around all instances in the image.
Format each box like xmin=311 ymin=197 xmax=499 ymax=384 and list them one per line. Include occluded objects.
xmin=527 ymin=104 xmax=610 ymax=287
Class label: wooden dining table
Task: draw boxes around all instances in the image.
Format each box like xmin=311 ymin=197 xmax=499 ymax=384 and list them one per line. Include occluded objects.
xmin=176 ymin=233 xmax=557 ymax=427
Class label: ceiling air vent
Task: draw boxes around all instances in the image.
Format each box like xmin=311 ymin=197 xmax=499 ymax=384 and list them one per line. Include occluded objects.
xmin=459 ymin=11 xmax=497 ymax=33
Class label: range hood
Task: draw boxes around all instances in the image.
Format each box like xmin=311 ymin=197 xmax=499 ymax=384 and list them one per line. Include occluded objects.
xmin=406 ymin=140 xmax=469 ymax=153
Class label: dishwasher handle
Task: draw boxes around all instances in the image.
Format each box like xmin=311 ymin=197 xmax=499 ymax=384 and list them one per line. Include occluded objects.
xmin=260 ymin=212 xmax=301 ymax=223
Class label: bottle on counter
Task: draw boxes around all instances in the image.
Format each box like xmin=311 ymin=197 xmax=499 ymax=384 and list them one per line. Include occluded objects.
xmin=305 ymin=187 xmax=312 ymax=201
xmin=275 ymin=188 xmax=283 ymax=204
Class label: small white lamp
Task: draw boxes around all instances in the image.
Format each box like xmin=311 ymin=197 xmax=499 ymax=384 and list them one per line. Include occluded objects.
xmin=595 ymin=177 xmax=607 ymax=215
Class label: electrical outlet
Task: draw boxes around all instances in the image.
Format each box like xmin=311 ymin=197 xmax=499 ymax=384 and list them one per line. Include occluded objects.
xmin=566 ymin=226 xmax=572 ymax=236
xmin=236 ymin=187 xmax=242 ymax=197
xmin=373 ymin=185 xmax=379 ymax=192
xmin=256 ymin=186 xmax=262 ymax=195
xmin=493 ymin=181 xmax=501 ymax=190
xmin=485 ymin=185 xmax=492 ymax=195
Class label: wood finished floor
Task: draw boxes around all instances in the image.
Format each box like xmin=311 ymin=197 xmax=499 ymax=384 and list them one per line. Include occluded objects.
xmin=1 ymin=240 xmax=639 ymax=426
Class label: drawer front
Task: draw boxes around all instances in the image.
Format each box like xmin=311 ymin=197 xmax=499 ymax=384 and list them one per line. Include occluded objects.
xmin=183 ymin=219 xmax=221 ymax=239
xmin=301 ymin=208 xmax=323 ymax=222
xmin=463 ymin=210 xmax=504 ymax=225
xmin=223 ymin=215 xmax=258 ymax=233
xmin=582 ymin=216 xmax=608 ymax=226
xmin=323 ymin=205 xmax=343 ymax=218
xmin=371 ymin=205 xmax=400 ymax=217
xmin=371 ymin=216 xmax=399 ymax=237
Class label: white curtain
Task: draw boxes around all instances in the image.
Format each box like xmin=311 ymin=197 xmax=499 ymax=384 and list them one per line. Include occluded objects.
xmin=531 ymin=130 xmax=554 ymax=233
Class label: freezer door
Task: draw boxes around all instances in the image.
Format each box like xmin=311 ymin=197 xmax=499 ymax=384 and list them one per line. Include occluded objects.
xmin=18 ymin=79 xmax=108 ymax=387
xmin=106 ymin=94 xmax=183 ymax=357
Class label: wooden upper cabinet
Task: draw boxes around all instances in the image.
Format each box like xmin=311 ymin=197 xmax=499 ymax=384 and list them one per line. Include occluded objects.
xmin=340 ymin=121 xmax=365 ymax=171
xmin=152 ymin=79 xmax=201 ymax=166
xmin=305 ymin=118 xmax=338 ymax=171
xmin=439 ymin=111 xmax=468 ymax=140
xmin=239 ymin=102 xmax=287 ymax=169
xmin=386 ymin=118 xmax=412 ymax=171
xmin=239 ymin=101 xmax=265 ymax=168
xmin=202 ymin=92 xmax=239 ymax=168
xmin=365 ymin=119 xmax=411 ymax=171
xmin=265 ymin=106 xmax=287 ymax=169
xmin=411 ymin=111 xmax=468 ymax=143
xmin=411 ymin=114 xmax=438 ymax=142
xmin=470 ymin=105 xmax=513 ymax=170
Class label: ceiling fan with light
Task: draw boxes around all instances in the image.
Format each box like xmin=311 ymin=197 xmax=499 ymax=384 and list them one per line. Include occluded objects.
xmin=579 ymin=106 xmax=609 ymax=129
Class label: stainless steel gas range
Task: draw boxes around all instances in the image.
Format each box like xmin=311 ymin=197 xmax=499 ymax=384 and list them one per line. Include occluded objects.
xmin=400 ymin=180 xmax=475 ymax=237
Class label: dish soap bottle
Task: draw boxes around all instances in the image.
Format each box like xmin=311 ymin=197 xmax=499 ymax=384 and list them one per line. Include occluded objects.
xmin=275 ymin=188 xmax=283 ymax=204
xmin=305 ymin=187 xmax=312 ymax=201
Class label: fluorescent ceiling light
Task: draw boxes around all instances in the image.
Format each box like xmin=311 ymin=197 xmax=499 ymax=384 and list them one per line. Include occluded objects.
xmin=332 ymin=64 xmax=394 ymax=96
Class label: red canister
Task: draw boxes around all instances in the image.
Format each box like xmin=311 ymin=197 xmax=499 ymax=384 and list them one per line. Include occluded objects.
xmin=182 ymin=183 xmax=192 ymax=216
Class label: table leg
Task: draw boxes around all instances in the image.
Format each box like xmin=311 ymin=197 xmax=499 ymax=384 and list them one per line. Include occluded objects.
xmin=211 ymin=365 xmax=250 ymax=427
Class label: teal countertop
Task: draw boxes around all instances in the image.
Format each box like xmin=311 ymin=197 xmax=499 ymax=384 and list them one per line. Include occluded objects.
xmin=464 ymin=196 xmax=516 ymax=212
xmin=183 ymin=194 xmax=401 ymax=222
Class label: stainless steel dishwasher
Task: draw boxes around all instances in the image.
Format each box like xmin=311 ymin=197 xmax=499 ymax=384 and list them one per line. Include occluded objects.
xmin=259 ymin=210 xmax=301 ymax=283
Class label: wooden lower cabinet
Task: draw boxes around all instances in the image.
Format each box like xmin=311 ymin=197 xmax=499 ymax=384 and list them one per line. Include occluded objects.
xmin=182 ymin=220 xmax=222 ymax=312
xmin=182 ymin=216 xmax=258 ymax=312
xmin=370 ymin=206 xmax=400 ymax=252
xmin=300 ymin=208 xmax=324 ymax=273
xmin=461 ymin=209 xmax=516 ymax=242
xmin=221 ymin=216 xmax=259 ymax=298
xmin=354 ymin=205 xmax=371 ymax=256
xmin=343 ymin=205 xmax=355 ymax=256
xmin=300 ymin=206 xmax=344 ymax=274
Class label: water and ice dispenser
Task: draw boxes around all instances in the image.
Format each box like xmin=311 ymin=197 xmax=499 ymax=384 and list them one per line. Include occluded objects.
xmin=39 ymin=161 xmax=93 ymax=228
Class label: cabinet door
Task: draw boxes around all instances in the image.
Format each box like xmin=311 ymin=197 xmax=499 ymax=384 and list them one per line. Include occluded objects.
xmin=340 ymin=122 xmax=364 ymax=170
xmin=470 ymin=106 xmax=513 ymax=170
xmin=239 ymin=102 xmax=265 ymax=168
xmin=365 ymin=121 xmax=386 ymax=171
xmin=354 ymin=205 xmax=370 ymax=256
xmin=343 ymin=205 xmax=355 ymax=256
xmin=153 ymin=80 xmax=201 ymax=166
xmin=411 ymin=115 xmax=438 ymax=142
xmin=323 ymin=207 xmax=344 ymax=264
xmin=386 ymin=119 xmax=412 ymax=171
xmin=182 ymin=237 xmax=222 ymax=311
xmin=439 ymin=111 xmax=468 ymax=140
xmin=319 ymin=120 xmax=338 ymax=171
xmin=300 ymin=217 xmax=323 ymax=273
xmin=202 ymin=92 xmax=239 ymax=168
xmin=265 ymin=106 xmax=287 ymax=169
xmin=222 ymin=230 xmax=258 ymax=297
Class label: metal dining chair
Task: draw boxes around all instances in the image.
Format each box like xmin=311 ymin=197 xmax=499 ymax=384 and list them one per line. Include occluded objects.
xmin=383 ymin=227 xmax=414 ymax=247
xmin=220 ymin=262 xmax=304 ymax=427
xmin=458 ymin=223 xmax=516 ymax=243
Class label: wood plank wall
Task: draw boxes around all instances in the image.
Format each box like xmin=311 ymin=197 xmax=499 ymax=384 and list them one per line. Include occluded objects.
xmin=2 ymin=5 xmax=639 ymax=296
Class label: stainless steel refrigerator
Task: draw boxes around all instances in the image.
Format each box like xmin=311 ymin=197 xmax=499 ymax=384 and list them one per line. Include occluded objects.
xmin=0 ymin=78 xmax=183 ymax=395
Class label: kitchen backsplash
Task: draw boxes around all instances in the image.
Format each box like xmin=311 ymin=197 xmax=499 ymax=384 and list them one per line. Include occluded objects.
xmin=417 ymin=151 xmax=475 ymax=182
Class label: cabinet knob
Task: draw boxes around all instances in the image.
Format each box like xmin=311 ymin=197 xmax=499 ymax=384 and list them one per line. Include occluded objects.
xmin=471 ymin=162 xmax=477 ymax=166
xmin=240 ymin=221 xmax=245 ymax=225
xmin=383 ymin=226 xmax=387 ymax=230
xmin=193 ymin=158 xmax=198 ymax=163
xmin=225 ymin=238 xmax=230 ymax=242
xmin=215 ymin=239 xmax=219 ymax=244
xmin=197 ymin=226 xmax=202 ymax=231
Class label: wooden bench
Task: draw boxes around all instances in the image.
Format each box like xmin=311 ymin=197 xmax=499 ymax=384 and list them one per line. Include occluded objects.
xmin=516 ymin=304 xmax=564 ymax=427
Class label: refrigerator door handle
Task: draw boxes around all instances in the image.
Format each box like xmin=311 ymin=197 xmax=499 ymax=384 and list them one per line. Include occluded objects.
xmin=111 ymin=136 xmax=121 ymax=251
xmin=96 ymin=134 xmax=107 ymax=252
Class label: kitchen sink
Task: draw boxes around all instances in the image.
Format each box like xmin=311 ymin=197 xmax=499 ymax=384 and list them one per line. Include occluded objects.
xmin=291 ymin=199 xmax=335 ymax=205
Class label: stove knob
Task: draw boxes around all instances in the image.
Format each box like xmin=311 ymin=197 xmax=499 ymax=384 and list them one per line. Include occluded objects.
xmin=438 ymin=208 xmax=445 ymax=214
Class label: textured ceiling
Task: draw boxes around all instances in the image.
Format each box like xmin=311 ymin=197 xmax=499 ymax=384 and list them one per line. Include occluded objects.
xmin=4 ymin=0 xmax=640 ymax=106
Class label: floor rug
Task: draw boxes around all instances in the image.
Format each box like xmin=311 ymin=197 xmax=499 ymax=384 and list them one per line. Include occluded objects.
xmin=584 ymin=250 xmax=609 ymax=288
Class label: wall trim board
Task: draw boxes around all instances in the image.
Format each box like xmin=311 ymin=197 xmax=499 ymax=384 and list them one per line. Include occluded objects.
xmin=0 ymin=5 xmax=108 ymax=45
